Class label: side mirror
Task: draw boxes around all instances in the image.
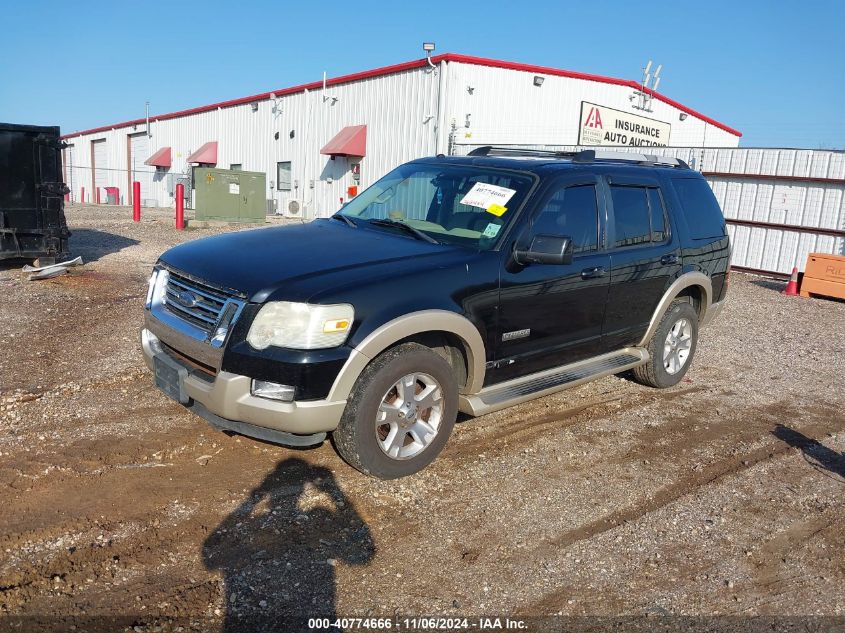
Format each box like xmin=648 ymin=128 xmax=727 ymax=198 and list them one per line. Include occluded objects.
xmin=514 ymin=234 xmax=573 ymax=266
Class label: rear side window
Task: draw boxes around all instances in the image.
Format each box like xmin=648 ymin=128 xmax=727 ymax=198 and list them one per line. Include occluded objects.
xmin=610 ymin=185 xmax=670 ymax=248
xmin=610 ymin=186 xmax=651 ymax=247
xmin=532 ymin=184 xmax=599 ymax=253
xmin=672 ymin=178 xmax=726 ymax=239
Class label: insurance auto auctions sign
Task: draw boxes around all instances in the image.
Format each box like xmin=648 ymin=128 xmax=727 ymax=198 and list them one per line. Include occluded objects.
xmin=578 ymin=102 xmax=671 ymax=147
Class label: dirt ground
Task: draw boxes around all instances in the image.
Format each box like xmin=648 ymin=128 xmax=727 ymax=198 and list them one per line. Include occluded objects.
xmin=1 ymin=204 xmax=844 ymax=631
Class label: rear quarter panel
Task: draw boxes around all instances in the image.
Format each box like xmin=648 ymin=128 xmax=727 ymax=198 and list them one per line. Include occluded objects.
xmin=660 ymin=172 xmax=731 ymax=303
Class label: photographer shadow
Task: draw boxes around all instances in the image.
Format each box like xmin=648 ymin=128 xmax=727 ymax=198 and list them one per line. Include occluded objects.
xmin=772 ymin=424 xmax=845 ymax=479
xmin=203 ymin=458 xmax=375 ymax=632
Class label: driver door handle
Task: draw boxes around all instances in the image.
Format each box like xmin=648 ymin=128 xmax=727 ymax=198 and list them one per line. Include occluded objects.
xmin=660 ymin=254 xmax=679 ymax=265
xmin=581 ymin=266 xmax=606 ymax=279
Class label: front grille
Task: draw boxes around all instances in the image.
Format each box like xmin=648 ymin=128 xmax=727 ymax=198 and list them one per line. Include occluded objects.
xmin=163 ymin=271 xmax=234 ymax=335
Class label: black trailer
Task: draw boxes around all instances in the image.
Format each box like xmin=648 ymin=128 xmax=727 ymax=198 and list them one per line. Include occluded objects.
xmin=0 ymin=122 xmax=71 ymax=263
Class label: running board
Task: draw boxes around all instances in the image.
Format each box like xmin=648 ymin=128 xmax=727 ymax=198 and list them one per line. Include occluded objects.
xmin=459 ymin=347 xmax=648 ymax=416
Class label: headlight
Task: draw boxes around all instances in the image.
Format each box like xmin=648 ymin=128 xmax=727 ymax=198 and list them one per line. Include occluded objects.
xmin=145 ymin=268 xmax=168 ymax=309
xmin=145 ymin=270 xmax=158 ymax=308
xmin=246 ymin=302 xmax=354 ymax=350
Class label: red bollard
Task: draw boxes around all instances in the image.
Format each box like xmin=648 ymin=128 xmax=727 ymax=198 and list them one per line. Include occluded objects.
xmin=175 ymin=183 xmax=185 ymax=230
xmin=81 ymin=187 xmax=85 ymax=203
xmin=133 ymin=181 xmax=141 ymax=222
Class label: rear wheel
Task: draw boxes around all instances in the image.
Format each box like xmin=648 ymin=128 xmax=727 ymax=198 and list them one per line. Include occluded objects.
xmin=332 ymin=343 xmax=458 ymax=479
xmin=632 ymin=298 xmax=699 ymax=388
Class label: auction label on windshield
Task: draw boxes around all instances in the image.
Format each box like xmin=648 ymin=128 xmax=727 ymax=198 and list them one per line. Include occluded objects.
xmin=459 ymin=183 xmax=516 ymax=210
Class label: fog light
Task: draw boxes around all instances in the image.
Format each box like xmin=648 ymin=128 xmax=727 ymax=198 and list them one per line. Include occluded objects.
xmin=251 ymin=380 xmax=295 ymax=402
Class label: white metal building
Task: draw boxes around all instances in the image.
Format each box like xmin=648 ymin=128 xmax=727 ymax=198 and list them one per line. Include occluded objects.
xmin=61 ymin=53 xmax=741 ymax=218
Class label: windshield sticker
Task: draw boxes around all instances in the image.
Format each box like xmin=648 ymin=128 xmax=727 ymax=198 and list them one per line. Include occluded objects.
xmin=486 ymin=204 xmax=508 ymax=217
xmin=459 ymin=182 xmax=517 ymax=210
xmin=482 ymin=223 xmax=501 ymax=238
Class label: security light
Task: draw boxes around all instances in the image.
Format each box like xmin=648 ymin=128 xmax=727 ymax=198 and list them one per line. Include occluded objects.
xmin=533 ymin=75 xmax=545 ymax=87
xmin=679 ymin=112 xmax=688 ymax=121
xmin=423 ymin=42 xmax=436 ymax=70
xmin=250 ymin=102 xmax=259 ymax=112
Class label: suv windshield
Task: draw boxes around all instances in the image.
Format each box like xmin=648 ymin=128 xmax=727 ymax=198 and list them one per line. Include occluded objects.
xmin=339 ymin=163 xmax=534 ymax=250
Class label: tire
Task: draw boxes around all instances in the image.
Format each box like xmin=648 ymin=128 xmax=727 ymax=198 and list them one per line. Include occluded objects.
xmin=332 ymin=343 xmax=458 ymax=479
xmin=632 ymin=298 xmax=699 ymax=389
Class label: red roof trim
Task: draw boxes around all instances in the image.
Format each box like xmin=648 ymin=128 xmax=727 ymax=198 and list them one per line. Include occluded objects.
xmin=61 ymin=54 xmax=741 ymax=139
xmin=144 ymin=146 xmax=171 ymax=168
xmin=186 ymin=141 xmax=217 ymax=164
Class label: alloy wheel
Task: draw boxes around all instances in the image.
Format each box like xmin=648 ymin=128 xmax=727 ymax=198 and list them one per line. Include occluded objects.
xmin=375 ymin=372 xmax=443 ymax=460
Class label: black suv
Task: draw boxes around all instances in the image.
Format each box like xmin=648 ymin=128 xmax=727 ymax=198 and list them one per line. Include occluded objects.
xmin=142 ymin=148 xmax=729 ymax=478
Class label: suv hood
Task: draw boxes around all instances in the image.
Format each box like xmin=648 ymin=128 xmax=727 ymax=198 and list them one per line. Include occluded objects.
xmin=159 ymin=219 xmax=469 ymax=302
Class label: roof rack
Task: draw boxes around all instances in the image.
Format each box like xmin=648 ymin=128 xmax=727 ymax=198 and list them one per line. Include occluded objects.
xmin=466 ymin=146 xmax=690 ymax=169
xmin=467 ymin=146 xmax=577 ymax=159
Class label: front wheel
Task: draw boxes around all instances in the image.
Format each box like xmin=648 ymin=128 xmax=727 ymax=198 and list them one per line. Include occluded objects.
xmin=332 ymin=343 xmax=458 ymax=479
xmin=632 ymin=298 xmax=699 ymax=388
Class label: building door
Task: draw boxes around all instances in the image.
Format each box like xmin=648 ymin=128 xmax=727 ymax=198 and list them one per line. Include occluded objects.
xmin=92 ymin=139 xmax=107 ymax=203
xmin=274 ymin=160 xmax=293 ymax=216
xmin=128 ymin=133 xmax=153 ymax=206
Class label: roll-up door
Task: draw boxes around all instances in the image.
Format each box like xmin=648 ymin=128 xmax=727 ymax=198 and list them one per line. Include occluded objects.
xmin=128 ymin=133 xmax=153 ymax=205
xmin=92 ymin=139 xmax=107 ymax=201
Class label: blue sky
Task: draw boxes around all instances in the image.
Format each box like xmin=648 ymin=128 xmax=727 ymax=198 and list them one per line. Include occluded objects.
xmin=1 ymin=0 xmax=842 ymax=148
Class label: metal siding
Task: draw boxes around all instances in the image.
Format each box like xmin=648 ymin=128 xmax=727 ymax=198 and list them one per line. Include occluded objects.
xmin=64 ymin=66 xmax=440 ymax=216
xmin=61 ymin=60 xmax=741 ymax=213
xmin=445 ymin=62 xmax=740 ymax=150
xmin=700 ymin=148 xmax=845 ymax=274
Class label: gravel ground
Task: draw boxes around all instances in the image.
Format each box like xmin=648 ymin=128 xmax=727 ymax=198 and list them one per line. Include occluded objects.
xmin=1 ymin=204 xmax=844 ymax=631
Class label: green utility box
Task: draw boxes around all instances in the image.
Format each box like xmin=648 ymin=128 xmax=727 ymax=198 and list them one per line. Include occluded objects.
xmin=194 ymin=168 xmax=266 ymax=223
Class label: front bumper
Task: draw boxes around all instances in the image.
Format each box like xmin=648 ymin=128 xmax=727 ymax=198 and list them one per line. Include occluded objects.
xmin=141 ymin=328 xmax=347 ymax=437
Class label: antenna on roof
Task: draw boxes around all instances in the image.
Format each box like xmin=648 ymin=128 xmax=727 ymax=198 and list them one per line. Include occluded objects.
xmin=632 ymin=59 xmax=662 ymax=112
xmin=322 ymin=71 xmax=338 ymax=105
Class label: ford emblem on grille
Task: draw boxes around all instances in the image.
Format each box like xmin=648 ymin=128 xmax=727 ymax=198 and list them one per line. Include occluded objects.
xmin=174 ymin=290 xmax=199 ymax=308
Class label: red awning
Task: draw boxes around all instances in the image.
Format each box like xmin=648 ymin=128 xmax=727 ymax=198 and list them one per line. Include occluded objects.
xmin=144 ymin=147 xmax=172 ymax=168
xmin=186 ymin=141 xmax=218 ymax=164
xmin=320 ymin=125 xmax=366 ymax=157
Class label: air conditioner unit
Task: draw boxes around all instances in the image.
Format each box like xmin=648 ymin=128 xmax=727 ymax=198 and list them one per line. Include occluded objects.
xmin=283 ymin=198 xmax=303 ymax=218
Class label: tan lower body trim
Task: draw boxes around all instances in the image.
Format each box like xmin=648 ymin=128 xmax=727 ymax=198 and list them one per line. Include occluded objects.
xmin=459 ymin=347 xmax=648 ymax=416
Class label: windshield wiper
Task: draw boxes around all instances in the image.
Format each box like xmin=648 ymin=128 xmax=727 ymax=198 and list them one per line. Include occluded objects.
xmin=368 ymin=218 xmax=440 ymax=244
xmin=330 ymin=213 xmax=357 ymax=228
